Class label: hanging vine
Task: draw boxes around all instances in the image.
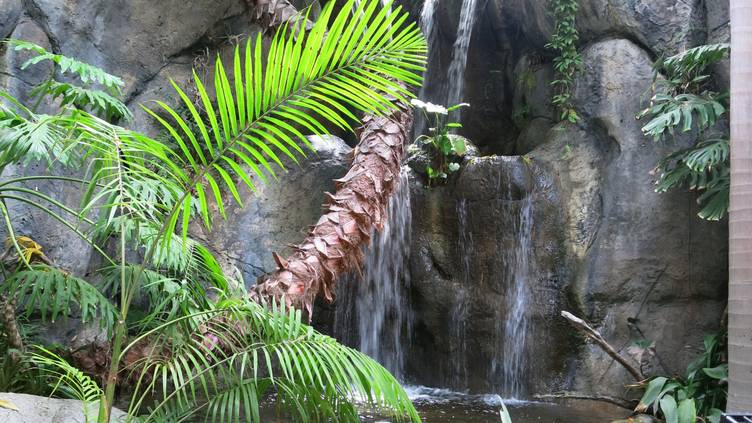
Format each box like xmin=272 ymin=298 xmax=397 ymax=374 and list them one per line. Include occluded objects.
xmin=545 ymin=0 xmax=582 ymax=123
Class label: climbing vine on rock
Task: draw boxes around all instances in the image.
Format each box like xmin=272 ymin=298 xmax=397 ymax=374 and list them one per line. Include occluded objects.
xmin=546 ymin=0 xmax=582 ymax=123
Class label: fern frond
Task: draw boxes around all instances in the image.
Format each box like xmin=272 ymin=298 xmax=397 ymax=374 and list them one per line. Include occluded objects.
xmin=6 ymin=39 xmax=125 ymax=95
xmin=1 ymin=265 xmax=117 ymax=333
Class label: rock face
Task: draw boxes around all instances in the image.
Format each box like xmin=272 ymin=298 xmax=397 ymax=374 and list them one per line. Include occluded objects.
xmin=0 ymin=393 xmax=126 ymax=423
xmin=397 ymin=0 xmax=728 ymax=399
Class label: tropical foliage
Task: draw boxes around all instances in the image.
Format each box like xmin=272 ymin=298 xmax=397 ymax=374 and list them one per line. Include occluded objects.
xmin=412 ymin=100 xmax=469 ymax=185
xmin=0 ymin=0 xmax=427 ymax=420
xmin=546 ymin=0 xmax=582 ymax=123
xmin=637 ymin=43 xmax=730 ymax=220
xmin=635 ymin=332 xmax=727 ymax=423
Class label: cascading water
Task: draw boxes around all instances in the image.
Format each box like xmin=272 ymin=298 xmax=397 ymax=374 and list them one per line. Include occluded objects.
xmin=446 ymin=0 xmax=479 ymax=109
xmin=494 ymin=190 xmax=533 ymax=399
xmin=333 ymin=168 xmax=413 ymax=379
xmin=413 ymin=0 xmax=439 ymax=137
xmin=450 ymin=199 xmax=472 ymax=390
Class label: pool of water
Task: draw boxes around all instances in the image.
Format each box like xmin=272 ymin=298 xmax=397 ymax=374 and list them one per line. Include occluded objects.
xmin=361 ymin=386 xmax=627 ymax=423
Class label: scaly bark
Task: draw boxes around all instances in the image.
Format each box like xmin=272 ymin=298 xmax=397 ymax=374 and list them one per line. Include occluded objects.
xmin=250 ymin=104 xmax=412 ymax=316
xmin=728 ymin=0 xmax=752 ymax=412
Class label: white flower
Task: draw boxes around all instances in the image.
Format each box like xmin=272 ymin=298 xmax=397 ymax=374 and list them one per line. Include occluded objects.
xmin=425 ymin=102 xmax=448 ymax=115
xmin=410 ymin=99 xmax=427 ymax=109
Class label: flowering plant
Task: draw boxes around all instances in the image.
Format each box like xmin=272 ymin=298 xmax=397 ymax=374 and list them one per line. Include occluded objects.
xmin=411 ymin=99 xmax=470 ymax=185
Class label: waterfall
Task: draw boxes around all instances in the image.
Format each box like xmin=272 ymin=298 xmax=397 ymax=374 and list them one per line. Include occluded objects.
xmin=446 ymin=0 xmax=479 ymax=108
xmin=413 ymin=0 xmax=439 ymax=137
xmin=333 ymin=168 xmax=413 ymax=379
xmin=496 ymin=195 xmax=533 ymax=399
xmin=420 ymin=0 xmax=437 ymax=42
xmin=451 ymin=199 xmax=472 ymax=390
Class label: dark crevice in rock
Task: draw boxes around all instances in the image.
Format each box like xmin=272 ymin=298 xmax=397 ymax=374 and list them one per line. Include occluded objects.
xmin=22 ymin=0 xmax=60 ymax=52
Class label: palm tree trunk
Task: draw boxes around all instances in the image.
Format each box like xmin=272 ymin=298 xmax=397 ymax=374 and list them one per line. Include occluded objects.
xmin=728 ymin=0 xmax=752 ymax=412
xmin=250 ymin=104 xmax=412 ymax=316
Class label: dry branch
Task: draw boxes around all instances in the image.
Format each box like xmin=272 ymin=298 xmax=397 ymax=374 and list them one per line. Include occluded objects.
xmin=250 ymin=104 xmax=412 ymax=316
xmin=561 ymin=310 xmax=644 ymax=382
xmin=534 ymin=392 xmax=637 ymax=410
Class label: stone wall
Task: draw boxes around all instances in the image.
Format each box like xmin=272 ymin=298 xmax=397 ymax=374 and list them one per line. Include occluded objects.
xmin=402 ymin=0 xmax=729 ymax=397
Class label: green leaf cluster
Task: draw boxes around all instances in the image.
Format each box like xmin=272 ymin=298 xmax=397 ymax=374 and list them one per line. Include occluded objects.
xmin=413 ymin=101 xmax=468 ymax=185
xmin=636 ymin=332 xmax=727 ymax=423
xmin=637 ymin=43 xmax=730 ymax=220
xmin=5 ymin=39 xmax=131 ymax=121
xmin=545 ymin=0 xmax=582 ymax=123
xmin=0 ymin=266 xmax=117 ymax=333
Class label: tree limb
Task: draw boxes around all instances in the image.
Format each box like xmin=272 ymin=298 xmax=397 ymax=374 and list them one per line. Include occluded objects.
xmin=534 ymin=391 xmax=638 ymax=410
xmin=250 ymin=103 xmax=412 ymax=317
xmin=561 ymin=310 xmax=644 ymax=382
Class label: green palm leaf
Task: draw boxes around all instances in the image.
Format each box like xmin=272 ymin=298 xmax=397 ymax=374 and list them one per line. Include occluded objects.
xmin=1 ymin=265 xmax=117 ymax=333
xmin=126 ymin=300 xmax=420 ymax=422
xmin=147 ymin=0 xmax=426 ymax=233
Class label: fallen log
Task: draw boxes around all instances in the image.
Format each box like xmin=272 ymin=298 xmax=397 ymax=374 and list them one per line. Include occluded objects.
xmin=250 ymin=103 xmax=412 ymax=317
xmin=561 ymin=310 xmax=644 ymax=382
xmin=533 ymin=391 xmax=637 ymax=410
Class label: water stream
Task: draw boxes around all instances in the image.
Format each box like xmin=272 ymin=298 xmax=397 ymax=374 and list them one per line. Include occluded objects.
xmin=450 ymin=199 xmax=472 ymax=390
xmin=333 ymin=168 xmax=412 ymax=379
xmin=498 ymin=195 xmax=533 ymax=399
xmin=413 ymin=0 xmax=439 ymax=137
xmin=446 ymin=0 xmax=480 ymax=109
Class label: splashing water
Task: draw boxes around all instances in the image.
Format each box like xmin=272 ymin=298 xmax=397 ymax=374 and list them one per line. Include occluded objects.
xmin=446 ymin=0 xmax=480 ymax=109
xmin=333 ymin=168 xmax=413 ymax=379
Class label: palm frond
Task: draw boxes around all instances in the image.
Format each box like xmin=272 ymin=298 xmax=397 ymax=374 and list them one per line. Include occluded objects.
xmin=28 ymin=346 xmax=104 ymax=403
xmin=0 ymin=95 xmax=74 ymax=166
xmin=145 ymin=0 xmax=426 ymax=232
xmin=126 ymin=300 xmax=420 ymax=422
xmin=30 ymin=80 xmax=132 ymax=121
xmin=27 ymin=346 xmax=104 ymax=423
xmin=1 ymin=265 xmax=117 ymax=333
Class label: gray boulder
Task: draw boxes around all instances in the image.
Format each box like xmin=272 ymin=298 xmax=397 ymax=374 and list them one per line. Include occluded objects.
xmin=0 ymin=393 xmax=126 ymax=423
xmin=27 ymin=0 xmax=247 ymax=98
xmin=505 ymin=0 xmax=705 ymax=56
xmin=0 ymin=0 xmax=22 ymax=40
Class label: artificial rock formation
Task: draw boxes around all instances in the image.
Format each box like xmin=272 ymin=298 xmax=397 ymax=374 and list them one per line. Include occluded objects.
xmin=398 ymin=0 xmax=728 ymax=398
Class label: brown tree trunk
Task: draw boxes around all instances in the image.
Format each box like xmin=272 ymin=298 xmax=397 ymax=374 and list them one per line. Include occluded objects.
xmin=728 ymin=0 xmax=752 ymax=412
xmin=250 ymin=104 xmax=412 ymax=316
